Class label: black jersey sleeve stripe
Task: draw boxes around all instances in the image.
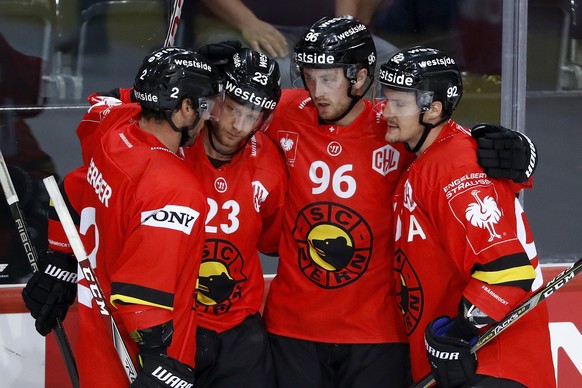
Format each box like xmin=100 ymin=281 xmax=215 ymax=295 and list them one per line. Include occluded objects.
xmin=110 ymin=282 xmax=174 ymax=310
xmin=471 ymin=253 xmax=536 ymax=290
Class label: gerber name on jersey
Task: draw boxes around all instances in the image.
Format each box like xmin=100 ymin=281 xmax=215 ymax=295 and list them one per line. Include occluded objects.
xmin=141 ymin=205 xmax=200 ymax=235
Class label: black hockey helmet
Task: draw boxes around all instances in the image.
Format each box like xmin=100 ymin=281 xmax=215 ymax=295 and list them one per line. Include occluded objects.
xmin=291 ymin=15 xmax=376 ymax=89
xmin=222 ymin=48 xmax=281 ymax=131
xmin=374 ymin=46 xmax=463 ymax=153
xmin=133 ymin=47 xmax=224 ymax=120
xmin=375 ymin=46 xmax=462 ymax=119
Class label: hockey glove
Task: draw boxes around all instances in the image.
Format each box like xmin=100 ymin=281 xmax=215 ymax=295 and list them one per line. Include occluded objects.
xmin=198 ymin=40 xmax=242 ymax=65
xmin=22 ymin=250 xmax=78 ymax=336
xmin=472 ymin=124 xmax=537 ymax=183
xmin=425 ymin=316 xmax=478 ymax=388
xmin=131 ymin=352 xmax=195 ymax=388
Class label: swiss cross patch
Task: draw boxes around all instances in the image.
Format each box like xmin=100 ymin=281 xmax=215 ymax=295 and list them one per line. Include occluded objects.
xmin=447 ymin=184 xmax=516 ymax=254
xmin=372 ymin=144 xmax=400 ymax=176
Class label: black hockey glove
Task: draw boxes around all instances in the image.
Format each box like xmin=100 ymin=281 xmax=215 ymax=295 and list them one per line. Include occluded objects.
xmin=472 ymin=124 xmax=537 ymax=183
xmin=425 ymin=316 xmax=478 ymax=388
xmin=197 ymin=40 xmax=242 ymax=65
xmin=95 ymin=88 xmax=138 ymax=102
xmin=131 ymin=352 xmax=195 ymax=388
xmin=22 ymin=250 xmax=78 ymax=336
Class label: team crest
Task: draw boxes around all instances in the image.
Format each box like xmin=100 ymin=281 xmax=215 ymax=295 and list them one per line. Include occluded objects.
xmin=293 ymin=202 xmax=372 ymax=289
xmin=277 ymin=130 xmax=299 ymax=167
xmin=394 ymin=249 xmax=423 ymax=335
xmin=448 ymin=184 xmax=515 ymax=254
xmin=196 ymin=239 xmax=246 ymax=314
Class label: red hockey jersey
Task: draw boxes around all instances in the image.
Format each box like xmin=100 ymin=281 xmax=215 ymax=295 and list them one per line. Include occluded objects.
xmin=184 ymin=128 xmax=287 ymax=333
xmin=263 ymin=89 xmax=413 ymax=343
xmin=392 ymin=120 xmax=555 ymax=386
xmin=49 ymin=100 xmax=207 ymax=387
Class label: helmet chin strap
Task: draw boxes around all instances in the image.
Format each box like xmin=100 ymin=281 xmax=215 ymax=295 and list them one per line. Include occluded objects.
xmin=164 ymin=111 xmax=201 ymax=147
xmin=404 ymin=113 xmax=449 ymax=153
xmin=319 ymin=78 xmax=371 ymax=124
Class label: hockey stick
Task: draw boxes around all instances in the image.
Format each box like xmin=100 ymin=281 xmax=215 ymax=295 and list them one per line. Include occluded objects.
xmin=413 ymin=257 xmax=582 ymax=388
xmin=43 ymin=175 xmax=138 ymax=383
xmin=163 ymin=0 xmax=184 ymax=47
xmin=0 ymin=150 xmax=80 ymax=388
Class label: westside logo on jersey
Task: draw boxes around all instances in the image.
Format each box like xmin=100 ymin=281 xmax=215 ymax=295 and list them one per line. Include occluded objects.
xmin=277 ymin=130 xmax=299 ymax=167
xmin=196 ymin=239 xmax=247 ymax=314
xmin=141 ymin=205 xmax=200 ymax=235
xmin=292 ymin=201 xmax=373 ymax=289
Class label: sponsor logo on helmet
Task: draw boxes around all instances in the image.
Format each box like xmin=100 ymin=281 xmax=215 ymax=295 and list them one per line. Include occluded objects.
xmin=379 ymin=69 xmax=414 ymax=87
xmin=336 ymin=23 xmax=366 ymax=40
xmin=224 ymin=80 xmax=277 ymax=109
xmin=318 ymin=16 xmax=344 ymax=29
xmin=258 ymin=53 xmax=269 ymax=68
xmin=146 ymin=47 xmax=182 ymax=62
xmin=233 ymin=53 xmax=241 ymax=68
xmin=419 ymin=56 xmax=456 ymax=68
xmin=134 ymin=90 xmax=158 ymax=103
xmin=407 ymin=47 xmax=438 ymax=55
xmin=172 ymin=58 xmax=213 ymax=71
xmin=295 ymin=52 xmax=335 ymax=65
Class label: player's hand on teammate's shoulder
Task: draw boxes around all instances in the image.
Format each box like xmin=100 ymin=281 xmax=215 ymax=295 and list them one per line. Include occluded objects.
xmin=472 ymin=123 xmax=537 ymax=183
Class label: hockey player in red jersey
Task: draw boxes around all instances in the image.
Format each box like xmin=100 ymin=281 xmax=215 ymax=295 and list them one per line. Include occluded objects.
xmin=261 ymin=16 xmax=413 ymax=387
xmin=186 ymin=47 xmax=287 ymax=387
xmin=257 ymin=16 xmax=541 ymax=388
xmin=376 ymin=46 xmax=554 ymax=387
xmin=22 ymin=48 xmax=224 ymax=388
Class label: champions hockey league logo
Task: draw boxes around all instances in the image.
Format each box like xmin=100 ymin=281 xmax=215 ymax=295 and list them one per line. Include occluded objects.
xmin=293 ymin=202 xmax=372 ymax=289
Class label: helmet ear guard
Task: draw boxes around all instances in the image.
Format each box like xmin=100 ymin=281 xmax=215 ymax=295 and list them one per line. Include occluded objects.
xmin=417 ymin=91 xmax=434 ymax=112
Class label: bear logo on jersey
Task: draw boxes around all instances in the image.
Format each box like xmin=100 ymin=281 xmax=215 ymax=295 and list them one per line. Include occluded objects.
xmin=196 ymin=239 xmax=247 ymax=314
xmin=394 ymin=248 xmax=424 ymax=335
xmin=293 ymin=202 xmax=372 ymax=289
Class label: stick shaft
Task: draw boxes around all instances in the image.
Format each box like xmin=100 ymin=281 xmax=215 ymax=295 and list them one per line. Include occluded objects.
xmin=0 ymin=150 xmax=79 ymax=388
xmin=43 ymin=175 xmax=138 ymax=382
xmin=412 ymin=258 xmax=582 ymax=388
xmin=164 ymin=0 xmax=184 ymax=47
